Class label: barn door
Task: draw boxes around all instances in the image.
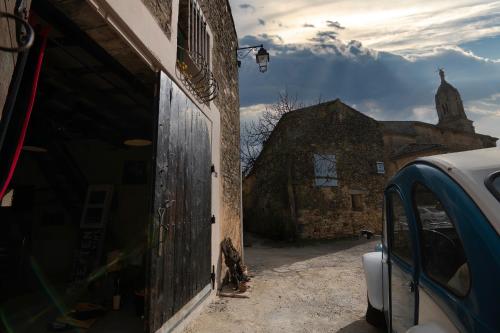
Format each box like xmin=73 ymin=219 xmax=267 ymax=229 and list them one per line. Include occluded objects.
xmin=148 ymin=72 xmax=212 ymax=332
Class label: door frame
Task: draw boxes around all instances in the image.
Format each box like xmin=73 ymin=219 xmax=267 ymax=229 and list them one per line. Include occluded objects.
xmin=385 ymin=185 xmax=419 ymax=332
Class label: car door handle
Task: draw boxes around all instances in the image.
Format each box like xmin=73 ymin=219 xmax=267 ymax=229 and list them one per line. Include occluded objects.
xmin=407 ymin=281 xmax=416 ymax=293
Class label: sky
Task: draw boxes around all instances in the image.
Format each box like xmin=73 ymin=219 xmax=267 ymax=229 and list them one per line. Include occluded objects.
xmin=229 ymin=0 xmax=500 ymax=139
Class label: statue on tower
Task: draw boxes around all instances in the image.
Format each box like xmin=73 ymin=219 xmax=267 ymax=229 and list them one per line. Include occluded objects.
xmin=434 ymin=69 xmax=474 ymax=133
xmin=439 ymin=68 xmax=445 ymax=83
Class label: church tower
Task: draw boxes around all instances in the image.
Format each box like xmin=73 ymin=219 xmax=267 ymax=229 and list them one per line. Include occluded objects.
xmin=435 ymin=69 xmax=475 ymax=133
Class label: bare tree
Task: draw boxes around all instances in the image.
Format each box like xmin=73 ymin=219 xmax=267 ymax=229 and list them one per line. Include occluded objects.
xmin=241 ymin=90 xmax=304 ymax=175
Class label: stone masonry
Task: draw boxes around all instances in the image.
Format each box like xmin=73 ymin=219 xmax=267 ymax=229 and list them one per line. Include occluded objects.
xmin=199 ymin=0 xmax=242 ymax=251
xmin=244 ymin=100 xmax=386 ymax=239
xmin=142 ymin=0 xmax=172 ymax=39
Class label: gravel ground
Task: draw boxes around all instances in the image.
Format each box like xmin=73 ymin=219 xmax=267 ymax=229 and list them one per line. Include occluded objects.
xmin=183 ymin=237 xmax=385 ymax=333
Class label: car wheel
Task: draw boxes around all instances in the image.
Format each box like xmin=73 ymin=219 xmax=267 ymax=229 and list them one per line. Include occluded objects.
xmin=366 ymin=296 xmax=386 ymax=328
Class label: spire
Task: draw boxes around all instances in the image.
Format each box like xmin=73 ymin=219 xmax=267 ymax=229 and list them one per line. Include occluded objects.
xmin=434 ymin=69 xmax=474 ymax=133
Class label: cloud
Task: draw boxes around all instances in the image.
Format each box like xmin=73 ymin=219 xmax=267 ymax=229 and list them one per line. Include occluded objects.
xmin=237 ymin=33 xmax=500 ymax=140
xmin=309 ymin=31 xmax=338 ymax=43
xmin=240 ymin=104 xmax=268 ymax=122
xmin=231 ymin=0 xmax=500 ymax=57
xmin=257 ymin=33 xmax=284 ymax=44
xmin=303 ymin=23 xmax=315 ymax=28
xmin=258 ymin=18 xmax=266 ymax=26
xmin=326 ymin=20 xmax=345 ymax=29
xmin=239 ymin=3 xmax=255 ymax=12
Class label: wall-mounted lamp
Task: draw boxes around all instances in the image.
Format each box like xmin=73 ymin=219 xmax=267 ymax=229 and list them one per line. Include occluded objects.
xmin=237 ymin=44 xmax=270 ymax=73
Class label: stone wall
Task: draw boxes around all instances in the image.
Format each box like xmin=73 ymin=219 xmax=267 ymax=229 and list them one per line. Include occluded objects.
xmin=382 ymin=121 xmax=498 ymax=177
xmin=0 ymin=0 xmax=28 ymax=120
xmin=141 ymin=0 xmax=172 ymax=39
xmin=199 ymin=0 xmax=242 ymax=251
xmin=244 ymin=100 xmax=386 ymax=240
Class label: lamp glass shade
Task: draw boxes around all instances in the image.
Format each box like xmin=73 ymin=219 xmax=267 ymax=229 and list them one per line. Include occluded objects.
xmin=256 ymin=48 xmax=269 ymax=64
xmin=124 ymin=139 xmax=152 ymax=147
xmin=23 ymin=145 xmax=48 ymax=153
xmin=256 ymin=47 xmax=269 ymax=73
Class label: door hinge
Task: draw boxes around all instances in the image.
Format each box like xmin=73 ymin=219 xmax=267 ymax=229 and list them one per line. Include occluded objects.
xmin=211 ymin=265 xmax=215 ymax=290
xmin=210 ymin=215 xmax=216 ymax=224
xmin=211 ymin=164 xmax=218 ymax=177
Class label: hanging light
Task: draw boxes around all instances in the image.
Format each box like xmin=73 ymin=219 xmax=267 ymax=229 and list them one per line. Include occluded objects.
xmin=124 ymin=139 xmax=152 ymax=147
xmin=256 ymin=47 xmax=270 ymax=73
xmin=236 ymin=44 xmax=270 ymax=73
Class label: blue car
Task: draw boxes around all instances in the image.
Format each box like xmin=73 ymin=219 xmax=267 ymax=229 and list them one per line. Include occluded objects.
xmin=362 ymin=148 xmax=500 ymax=333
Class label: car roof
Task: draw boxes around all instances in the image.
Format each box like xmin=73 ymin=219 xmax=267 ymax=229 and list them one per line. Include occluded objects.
xmin=416 ymin=147 xmax=500 ymax=234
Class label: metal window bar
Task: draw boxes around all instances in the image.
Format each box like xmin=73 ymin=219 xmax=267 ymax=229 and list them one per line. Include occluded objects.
xmin=201 ymin=20 xmax=204 ymax=61
xmin=202 ymin=19 xmax=205 ymax=61
xmin=197 ymin=8 xmax=200 ymax=56
xmin=206 ymin=33 xmax=210 ymax=69
xmin=194 ymin=4 xmax=197 ymax=54
xmin=190 ymin=1 xmax=193 ymax=52
xmin=186 ymin=0 xmax=191 ymax=50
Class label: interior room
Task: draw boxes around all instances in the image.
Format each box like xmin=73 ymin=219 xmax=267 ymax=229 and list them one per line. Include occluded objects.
xmin=0 ymin=5 xmax=156 ymax=332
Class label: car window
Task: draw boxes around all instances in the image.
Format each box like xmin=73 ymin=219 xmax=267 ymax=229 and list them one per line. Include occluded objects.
xmin=486 ymin=172 xmax=500 ymax=202
xmin=389 ymin=191 xmax=413 ymax=265
xmin=414 ymin=184 xmax=470 ymax=296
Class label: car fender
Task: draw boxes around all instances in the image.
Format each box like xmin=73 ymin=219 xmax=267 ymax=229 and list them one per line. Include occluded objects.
xmin=406 ymin=322 xmax=449 ymax=333
xmin=362 ymin=251 xmax=383 ymax=310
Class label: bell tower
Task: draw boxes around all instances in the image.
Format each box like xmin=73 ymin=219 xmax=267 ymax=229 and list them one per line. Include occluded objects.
xmin=435 ymin=69 xmax=474 ymax=133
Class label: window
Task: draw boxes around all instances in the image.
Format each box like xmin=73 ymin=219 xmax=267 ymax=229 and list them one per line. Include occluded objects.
xmin=485 ymin=171 xmax=500 ymax=202
xmin=376 ymin=161 xmax=385 ymax=174
xmin=177 ymin=0 xmax=210 ymax=66
xmin=414 ymin=184 xmax=470 ymax=296
xmin=351 ymin=194 xmax=364 ymax=211
xmin=176 ymin=0 xmax=217 ymax=103
xmin=389 ymin=191 xmax=413 ymax=265
xmin=313 ymin=154 xmax=337 ymax=187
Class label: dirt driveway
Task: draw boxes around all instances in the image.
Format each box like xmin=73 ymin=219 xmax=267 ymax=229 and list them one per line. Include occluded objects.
xmin=183 ymin=237 xmax=385 ymax=333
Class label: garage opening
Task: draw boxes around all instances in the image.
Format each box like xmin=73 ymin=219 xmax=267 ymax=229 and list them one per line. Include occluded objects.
xmin=0 ymin=4 xmax=156 ymax=333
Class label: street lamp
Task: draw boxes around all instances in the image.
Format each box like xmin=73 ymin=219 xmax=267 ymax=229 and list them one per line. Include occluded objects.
xmin=237 ymin=44 xmax=270 ymax=73
xmin=255 ymin=47 xmax=270 ymax=73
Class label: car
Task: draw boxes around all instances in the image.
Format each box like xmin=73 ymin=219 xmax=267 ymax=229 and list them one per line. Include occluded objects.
xmin=362 ymin=147 xmax=500 ymax=333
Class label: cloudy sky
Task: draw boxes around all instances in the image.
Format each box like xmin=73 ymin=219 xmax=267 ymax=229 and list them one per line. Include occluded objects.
xmin=230 ymin=0 xmax=500 ymax=139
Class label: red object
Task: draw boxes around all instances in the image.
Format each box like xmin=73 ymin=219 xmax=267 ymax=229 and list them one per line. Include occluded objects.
xmin=0 ymin=27 xmax=50 ymax=201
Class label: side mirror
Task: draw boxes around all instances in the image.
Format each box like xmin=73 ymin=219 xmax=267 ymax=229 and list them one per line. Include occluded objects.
xmin=361 ymin=229 xmax=374 ymax=239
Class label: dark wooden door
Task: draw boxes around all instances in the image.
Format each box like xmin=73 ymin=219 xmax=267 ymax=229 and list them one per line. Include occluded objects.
xmin=148 ymin=72 xmax=212 ymax=332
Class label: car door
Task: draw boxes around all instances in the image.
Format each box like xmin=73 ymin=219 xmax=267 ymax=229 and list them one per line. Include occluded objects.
xmin=386 ymin=188 xmax=417 ymax=332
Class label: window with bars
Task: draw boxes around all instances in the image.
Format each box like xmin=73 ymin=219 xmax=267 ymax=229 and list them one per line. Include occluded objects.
xmin=177 ymin=0 xmax=211 ymax=71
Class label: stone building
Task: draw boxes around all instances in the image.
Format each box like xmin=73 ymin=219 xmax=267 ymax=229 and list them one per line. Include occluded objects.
xmin=243 ymin=71 xmax=497 ymax=240
xmin=381 ymin=70 xmax=497 ymax=176
xmin=0 ymin=0 xmax=241 ymax=332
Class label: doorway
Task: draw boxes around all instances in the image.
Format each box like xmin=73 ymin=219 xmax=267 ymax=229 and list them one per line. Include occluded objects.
xmin=0 ymin=3 xmax=156 ymax=332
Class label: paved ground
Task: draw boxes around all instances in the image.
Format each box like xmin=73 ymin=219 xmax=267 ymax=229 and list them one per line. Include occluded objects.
xmin=184 ymin=237 xmax=385 ymax=333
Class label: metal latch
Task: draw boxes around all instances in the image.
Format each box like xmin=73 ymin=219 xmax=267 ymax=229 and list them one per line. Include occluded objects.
xmin=158 ymin=199 xmax=175 ymax=256
xmin=211 ymin=265 xmax=215 ymax=290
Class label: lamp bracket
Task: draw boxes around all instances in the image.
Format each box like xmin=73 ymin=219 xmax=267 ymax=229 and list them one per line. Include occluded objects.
xmin=236 ymin=44 xmax=264 ymax=61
